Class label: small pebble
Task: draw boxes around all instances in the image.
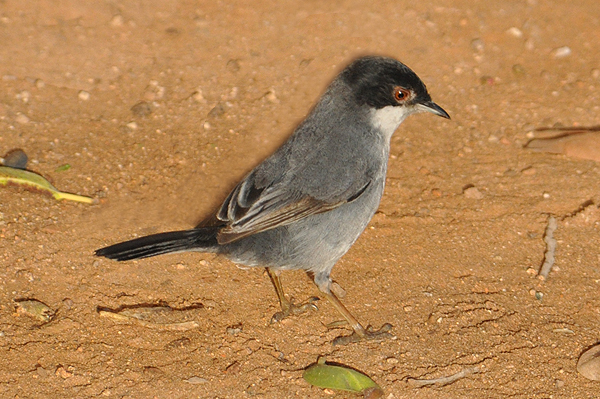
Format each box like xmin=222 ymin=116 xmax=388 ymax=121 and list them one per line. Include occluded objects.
xmin=55 ymin=366 xmax=72 ymax=379
xmin=265 ymin=89 xmax=278 ymax=103
xmin=110 ymin=15 xmax=124 ymax=27
xmin=463 ymin=186 xmax=484 ymax=199
xmin=35 ymin=79 xmax=45 ymax=89
xmin=15 ymin=113 xmax=30 ymax=124
xmin=126 ymin=121 xmax=138 ymax=130
xmin=526 ymin=268 xmax=537 ymax=275
xmin=192 ymin=89 xmax=206 ymax=103
xmin=78 ymin=90 xmax=90 ymax=101
xmin=529 ymin=289 xmax=544 ymax=300
xmin=2 ymin=148 xmax=28 ymax=169
xmin=506 ymin=27 xmax=523 ymax=38
xmin=553 ymin=46 xmax=571 ymax=58
xmin=17 ymin=90 xmax=30 ymax=103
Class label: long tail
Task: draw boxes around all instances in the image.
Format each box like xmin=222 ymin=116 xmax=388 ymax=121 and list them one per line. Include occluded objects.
xmin=95 ymin=227 xmax=220 ymax=261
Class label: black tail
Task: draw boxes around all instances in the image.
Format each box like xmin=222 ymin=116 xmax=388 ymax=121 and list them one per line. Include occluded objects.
xmin=95 ymin=227 xmax=220 ymax=261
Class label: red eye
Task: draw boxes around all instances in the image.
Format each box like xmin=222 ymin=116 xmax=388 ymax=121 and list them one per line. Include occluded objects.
xmin=394 ymin=87 xmax=410 ymax=102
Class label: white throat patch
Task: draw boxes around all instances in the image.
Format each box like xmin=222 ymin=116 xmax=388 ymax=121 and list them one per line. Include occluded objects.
xmin=369 ymin=105 xmax=413 ymax=141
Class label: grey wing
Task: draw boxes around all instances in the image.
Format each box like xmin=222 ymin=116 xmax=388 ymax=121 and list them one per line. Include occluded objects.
xmin=216 ymin=170 xmax=371 ymax=245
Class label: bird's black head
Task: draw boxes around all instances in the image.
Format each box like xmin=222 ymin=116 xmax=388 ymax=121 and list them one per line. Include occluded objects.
xmin=340 ymin=56 xmax=449 ymax=118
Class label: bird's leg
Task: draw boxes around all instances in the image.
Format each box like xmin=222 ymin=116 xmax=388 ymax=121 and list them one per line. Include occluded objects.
xmin=314 ymin=274 xmax=392 ymax=345
xmin=266 ymin=268 xmax=319 ymax=323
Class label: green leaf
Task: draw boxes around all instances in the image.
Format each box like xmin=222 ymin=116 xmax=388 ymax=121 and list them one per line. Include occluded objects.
xmin=0 ymin=165 xmax=94 ymax=204
xmin=303 ymin=357 xmax=383 ymax=396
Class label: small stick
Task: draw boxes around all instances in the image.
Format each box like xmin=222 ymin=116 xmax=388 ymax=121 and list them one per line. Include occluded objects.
xmin=538 ymin=216 xmax=558 ymax=280
xmin=98 ymin=310 xmax=200 ymax=331
xmin=407 ymin=366 xmax=480 ymax=387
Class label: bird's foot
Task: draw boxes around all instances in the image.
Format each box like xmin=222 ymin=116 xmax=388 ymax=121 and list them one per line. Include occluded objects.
xmin=332 ymin=323 xmax=393 ymax=345
xmin=270 ymin=296 xmax=319 ymax=323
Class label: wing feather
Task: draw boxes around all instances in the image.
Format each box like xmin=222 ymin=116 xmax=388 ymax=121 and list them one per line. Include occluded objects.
xmin=216 ymin=178 xmax=371 ymax=245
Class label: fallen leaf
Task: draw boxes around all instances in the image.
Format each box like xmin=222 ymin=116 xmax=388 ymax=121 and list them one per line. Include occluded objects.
xmin=525 ymin=126 xmax=600 ymax=162
xmin=15 ymin=299 xmax=55 ymax=323
xmin=0 ymin=165 xmax=94 ymax=203
xmin=577 ymin=344 xmax=600 ymax=381
xmin=303 ymin=357 xmax=383 ymax=397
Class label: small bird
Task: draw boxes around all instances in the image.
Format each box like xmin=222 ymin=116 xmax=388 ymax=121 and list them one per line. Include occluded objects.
xmin=96 ymin=56 xmax=449 ymax=344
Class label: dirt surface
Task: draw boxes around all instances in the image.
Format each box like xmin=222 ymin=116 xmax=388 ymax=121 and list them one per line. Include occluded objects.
xmin=1 ymin=1 xmax=600 ymax=398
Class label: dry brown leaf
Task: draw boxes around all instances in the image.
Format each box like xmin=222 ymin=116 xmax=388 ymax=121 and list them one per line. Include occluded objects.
xmin=526 ymin=127 xmax=600 ymax=161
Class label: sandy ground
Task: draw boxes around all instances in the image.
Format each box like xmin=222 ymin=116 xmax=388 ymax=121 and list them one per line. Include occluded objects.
xmin=1 ymin=1 xmax=600 ymax=398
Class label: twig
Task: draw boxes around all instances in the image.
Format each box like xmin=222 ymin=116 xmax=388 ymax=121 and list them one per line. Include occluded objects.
xmin=98 ymin=310 xmax=200 ymax=331
xmin=538 ymin=216 xmax=558 ymax=280
xmin=407 ymin=366 xmax=480 ymax=387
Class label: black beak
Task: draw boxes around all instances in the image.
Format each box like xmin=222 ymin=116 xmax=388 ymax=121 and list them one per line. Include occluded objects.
xmin=418 ymin=101 xmax=450 ymax=119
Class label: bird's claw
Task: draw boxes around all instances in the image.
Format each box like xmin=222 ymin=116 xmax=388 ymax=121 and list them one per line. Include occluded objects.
xmin=332 ymin=323 xmax=393 ymax=345
xmin=270 ymin=296 xmax=319 ymax=323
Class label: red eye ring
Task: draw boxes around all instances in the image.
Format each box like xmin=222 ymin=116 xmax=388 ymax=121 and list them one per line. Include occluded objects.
xmin=394 ymin=87 xmax=411 ymax=102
